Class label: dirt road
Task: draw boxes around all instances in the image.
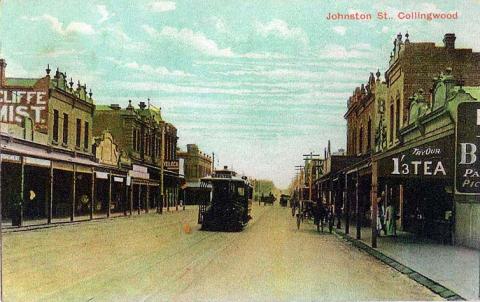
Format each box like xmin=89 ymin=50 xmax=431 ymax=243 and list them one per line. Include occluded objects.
xmin=3 ymin=205 xmax=441 ymax=301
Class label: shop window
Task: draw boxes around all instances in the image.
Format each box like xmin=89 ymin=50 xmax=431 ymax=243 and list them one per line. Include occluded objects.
xmin=76 ymin=118 xmax=81 ymax=148
xmin=53 ymin=109 xmax=59 ymax=142
xmin=84 ymin=121 xmax=89 ymax=150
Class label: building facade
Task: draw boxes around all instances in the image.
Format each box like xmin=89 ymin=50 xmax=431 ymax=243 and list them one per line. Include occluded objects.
xmin=384 ymin=33 xmax=480 ymax=150
xmin=93 ymin=101 xmax=180 ymax=213
xmin=0 ymin=60 xmax=100 ymax=226
xmin=177 ymin=144 xmax=212 ymax=204
xmin=163 ymin=122 xmax=180 ymax=210
xmin=307 ymin=33 xmax=480 ymax=249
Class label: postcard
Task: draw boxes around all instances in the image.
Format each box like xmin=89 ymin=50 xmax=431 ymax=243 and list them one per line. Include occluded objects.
xmin=0 ymin=0 xmax=479 ymax=301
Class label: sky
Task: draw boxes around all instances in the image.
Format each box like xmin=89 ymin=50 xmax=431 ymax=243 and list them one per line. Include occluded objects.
xmin=1 ymin=0 xmax=480 ymax=188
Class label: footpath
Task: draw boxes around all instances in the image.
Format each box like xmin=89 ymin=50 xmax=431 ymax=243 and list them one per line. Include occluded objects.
xmin=334 ymin=223 xmax=479 ymax=300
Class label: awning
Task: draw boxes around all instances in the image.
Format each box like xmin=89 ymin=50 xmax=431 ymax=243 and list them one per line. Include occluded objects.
xmin=1 ymin=139 xmax=99 ymax=171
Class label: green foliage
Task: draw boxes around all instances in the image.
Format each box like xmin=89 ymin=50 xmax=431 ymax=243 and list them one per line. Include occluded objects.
xmin=252 ymin=179 xmax=280 ymax=200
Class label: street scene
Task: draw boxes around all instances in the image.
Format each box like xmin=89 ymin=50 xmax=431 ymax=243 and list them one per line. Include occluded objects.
xmin=1 ymin=0 xmax=480 ymax=301
xmin=3 ymin=205 xmax=441 ymax=301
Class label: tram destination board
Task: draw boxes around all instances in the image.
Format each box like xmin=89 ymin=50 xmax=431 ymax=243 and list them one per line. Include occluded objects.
xmin=456 ymin=101 xmax=480 ymax=194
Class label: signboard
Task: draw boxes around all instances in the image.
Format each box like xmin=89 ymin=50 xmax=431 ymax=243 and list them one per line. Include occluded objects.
xmin=455 ymin=101 xmax=480 ymax=194
xmin=378 ymin=136 xmax=453 ymax=178
xmin=95 ymin=171 xmax=109 ymax=179
xmin=179 ymin=158 xmax=185 ymax=176
xmin=25 ymin=157 xmax=51 ymax=167
xmin=0 ymin=88 xmax=49 ymax=133
xmin=128 ymin=170 xmax=150 ymax=180
xmin=0 ymin=153 xmax=21 ymax=163
xmin=113 ymin=176 xmax=124 ymax=183
xmin=164 ymin=160 xmax=179 ymax=170
xmin=132 ymin=164 xmax=148 ymax=173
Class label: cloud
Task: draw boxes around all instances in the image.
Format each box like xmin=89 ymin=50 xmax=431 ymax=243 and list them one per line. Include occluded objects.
xmin=97 ymin=5 xmax=114 ymax=24
xmin=239 ymin=52 xmax=289 ymax=59
xmin=148 ymin=1 xmax=176 ymax=13
xmin=105 ymin=25 xmax=130 ymax=41
xmin=255 ymin=19 xmax=308 ymax=45
xmin=333 ymin=26 xmax=347 ymax=35
xmin=25 ymin=14 xmax=95 ymax=35
xmin=142 ymin=24 xmax=157 ymax=36
xmin=106 ymin=57 xmax=191 ymax=77
xmin=39 ymin=48 xmax=85 ymax=58
xmin=354 ymin=43 xmax=371 ymax=50
xmin=319 ymin=44 xmax=372 ymax=59
xmin=65 ymin=22 xmax=95 ymax=35
xmin=142 ymin=24 xmax=290 ymax=59
xmin=143 ymin=25 xmax=235 ymax=57
xmin=212 ymin=17 xmax=227 ymax=33
xmin=212 ymin=68 xmax=369 ymax=83
xmin=124 ymin=61 xmax=192 ymax=77
xmin=119 ymin=81 xmax=254 ymax=95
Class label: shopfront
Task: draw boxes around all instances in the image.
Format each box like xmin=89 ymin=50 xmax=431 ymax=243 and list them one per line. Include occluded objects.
xmin=376 ymin=135 xmax=455 ymax=242
xmin=129 ymin=164 xmax=159 ymax=215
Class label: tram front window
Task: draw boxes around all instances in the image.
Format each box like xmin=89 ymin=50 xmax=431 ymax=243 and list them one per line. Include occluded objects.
xmin=237 ymin=187 xmax=245 ymax=197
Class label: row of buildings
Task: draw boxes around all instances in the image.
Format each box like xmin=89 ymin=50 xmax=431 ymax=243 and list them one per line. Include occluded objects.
xmin=0 ymin=59 xmax=213 ymax=227
xmin=293 ymin=33 xmax=480 ymax=249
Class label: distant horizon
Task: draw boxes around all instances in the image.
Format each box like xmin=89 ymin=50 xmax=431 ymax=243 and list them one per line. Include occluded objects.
xmin=1 ymin=0 xmax=479 ymax=188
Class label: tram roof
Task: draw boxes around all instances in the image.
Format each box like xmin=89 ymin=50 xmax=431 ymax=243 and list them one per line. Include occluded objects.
xmin=201 ymin=175 xmax=247 ymax=183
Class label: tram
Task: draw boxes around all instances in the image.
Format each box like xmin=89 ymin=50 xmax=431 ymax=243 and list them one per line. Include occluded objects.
xmin=198 ymin=166 xmax=253 ymax=231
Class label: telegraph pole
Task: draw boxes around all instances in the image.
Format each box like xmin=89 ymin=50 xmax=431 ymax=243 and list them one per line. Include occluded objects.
xmin=212 ymin=152 xmax=215 ymax=172
xmin=303 ymin=152 xmax=320 ymax=200
xmin=0 ymin=136 xmax=3 ymax=301
xmin=295 ymin=165 xmax=304 ymax=200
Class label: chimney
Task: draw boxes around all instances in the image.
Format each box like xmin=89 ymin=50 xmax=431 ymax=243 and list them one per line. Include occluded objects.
xmin=443 ymin=33 xmax=456 ymax=50
xmin=0 ymin=59 xmax=6 ymax=87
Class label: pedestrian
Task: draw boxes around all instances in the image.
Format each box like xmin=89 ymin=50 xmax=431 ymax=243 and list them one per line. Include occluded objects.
xmin=385 ymin=202 xmax=397 ymax=236
xmin=377 ymin=192 xmax=387 ymax=236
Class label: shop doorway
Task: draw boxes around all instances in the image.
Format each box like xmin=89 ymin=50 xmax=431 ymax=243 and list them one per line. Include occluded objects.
xmin=23 ymin=165 xmax=49 ymax=225
xmin=111 ymin=177 xmax=126 ymax=217
xmin=75 ymin=172 xmax=92 ymax=221
xmin=52 ymin=169 xmax=73 ymax=222
xmin=94 ymin=175 xmax=109 ymax=218
xmin=403 ymin=178 xmax=453 ymax=242
xmin=1 ymin=162 xmax=21 ymax=226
